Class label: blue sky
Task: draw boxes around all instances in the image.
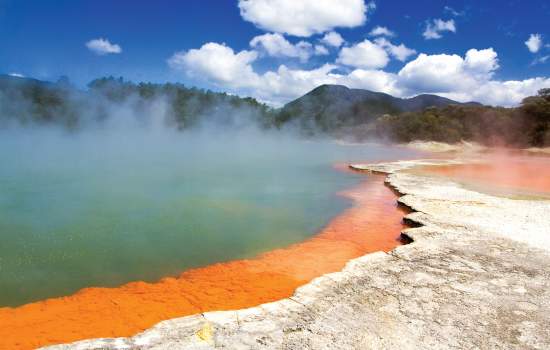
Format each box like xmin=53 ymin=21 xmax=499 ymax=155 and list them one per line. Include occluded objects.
xmin=0 ymin=0 xmax=549 ymax=106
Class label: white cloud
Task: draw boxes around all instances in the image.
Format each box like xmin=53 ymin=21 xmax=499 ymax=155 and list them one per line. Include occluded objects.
xmin=444 ymin=6 xmax=464 ymax=17
xmin=398 ymin=48 xmax=498 ymax=93
xmin=336 ymin=39 xmax=389 ymax=69
xmin=374 ymin=38 xmax=416 ymax=62
xmin=393 ymin=48 xmax=548 ymax=106
xmin=423 ymin=19 xmax=456 ymax=40
xmin=341 ymin=69 xmax=400 ymax=95
xmin=525 ymin=34 xmax=543 ymax=53
xmin=393 ymin=48 xmax=549 ymax=106
xmin=167 ymin=42 xmax=259 ymax=88
xmin=463 ymin=48 xmax=499 ymax=80
xmin=366 ymin=1 xmax=377 ymax=12
xmin=369 ymin=26 xmax=395 ymax=37
xmin=8 ymin=72 xmax=24 ymax=78
xmin=398 ymin=53 xmax=467 ymax=92
xmin=257 ymin=64 xmax=341 ymax=104
xmin=315 ymin=45 xmax=330 ymax=55
xmin=166 ymin=40 xmax=396 ymax=105
xmin=532 ymin=55 xmax=550 ymax=65
xmin=169 ymin=42 xmax=549 ymax=108
xmin=321 ymin=31 xmax=344 ymax=47
xmin=85 ymin=38 xmax=122 ymax=55
xmin=238 ymin=0 xmax=369 ymax=37
xmin=460 ymin=78 xmax=550 ymax=106
xmin=250 ymin=33 xmax=318 ymax=62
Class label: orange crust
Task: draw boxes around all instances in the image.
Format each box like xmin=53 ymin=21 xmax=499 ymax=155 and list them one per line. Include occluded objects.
xmin=0 ymin=173 xmax=406 ymax=350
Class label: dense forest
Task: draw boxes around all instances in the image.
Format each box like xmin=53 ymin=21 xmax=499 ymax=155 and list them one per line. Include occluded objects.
xmin=0 ymin=75 xmax=549 ymax=147
xmin=372 ymin=89 xmax=550 ymax=147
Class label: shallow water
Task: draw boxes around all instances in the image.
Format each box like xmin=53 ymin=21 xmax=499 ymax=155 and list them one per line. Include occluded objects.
xmin=415 ymin=150 xmax=550 ymax=198
xmin=0 ymin=172 xmax=410 ymax=350
xmin=0 ymin=129 xmax=417 ymax=307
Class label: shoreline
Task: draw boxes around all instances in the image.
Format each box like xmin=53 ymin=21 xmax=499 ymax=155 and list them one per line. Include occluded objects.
xmin=42 ymin=157 xmax=550 ymax=349
xmin=0 ymin=168 xmax=407 ymax=350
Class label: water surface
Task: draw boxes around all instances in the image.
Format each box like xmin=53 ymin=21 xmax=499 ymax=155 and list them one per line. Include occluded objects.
xmin=415 ymin=150 xmax=550 ymax=199
xmin=0 ymin=129 xmax=417 ymax=306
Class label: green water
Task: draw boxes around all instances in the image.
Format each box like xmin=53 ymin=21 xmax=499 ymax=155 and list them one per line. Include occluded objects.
xmin=0 ymin=129 xmax=416 ymax=306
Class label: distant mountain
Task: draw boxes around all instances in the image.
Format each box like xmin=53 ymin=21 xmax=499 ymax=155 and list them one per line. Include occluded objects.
xmin=276 ymin=84 xmax=481 ymax=132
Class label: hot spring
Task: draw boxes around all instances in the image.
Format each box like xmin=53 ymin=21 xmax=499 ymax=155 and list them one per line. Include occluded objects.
xmin=0 ymin=127 xmax=418 ymax=307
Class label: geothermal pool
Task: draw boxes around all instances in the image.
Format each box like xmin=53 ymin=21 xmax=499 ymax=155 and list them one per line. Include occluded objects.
xmin=0 ymin=129 xmax=418 ymax=308
xmin=3 ymin=131 xmax=547 ymax=350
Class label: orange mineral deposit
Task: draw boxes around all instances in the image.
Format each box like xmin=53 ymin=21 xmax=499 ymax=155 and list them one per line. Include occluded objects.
xmin=0 ymin=173 xmax=407 ymax=350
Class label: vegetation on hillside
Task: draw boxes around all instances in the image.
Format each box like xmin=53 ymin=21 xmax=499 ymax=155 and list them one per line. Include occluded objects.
xmin=373 ymin=89 xmax=550 ymax=147
xmin=0 ymin=75 xmax=275 ymax=130
xmin=1 ymin=75 xmax=549 ymax=147
xmin=274 ymin=84 xmax=474 ymax=134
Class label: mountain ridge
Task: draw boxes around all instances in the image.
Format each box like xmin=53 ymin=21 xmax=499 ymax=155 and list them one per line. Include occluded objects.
xmin=276 ymin=84 xmax=481 ymax=132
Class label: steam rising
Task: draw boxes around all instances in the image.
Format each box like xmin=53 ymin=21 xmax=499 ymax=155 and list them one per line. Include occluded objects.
xmin=0 ymin=79 xmax=419 ymax=306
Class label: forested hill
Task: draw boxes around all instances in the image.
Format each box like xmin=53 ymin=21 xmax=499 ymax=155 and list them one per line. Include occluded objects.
xmin=275 ymin=84 xmax=480 ymax=132
xmin=0 ymin=75 xmax=274 ymax=129
xmin=275 ymin=84 xmax=549 ymax=147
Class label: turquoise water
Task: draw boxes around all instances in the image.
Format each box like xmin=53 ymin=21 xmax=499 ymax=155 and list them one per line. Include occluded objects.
xmin=0 ymin=129 xmax=416 ymax=306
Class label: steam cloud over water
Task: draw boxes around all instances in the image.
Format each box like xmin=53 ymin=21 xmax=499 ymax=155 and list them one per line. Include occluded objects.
xmin=0 ymin=93 xmax=418 ymax=306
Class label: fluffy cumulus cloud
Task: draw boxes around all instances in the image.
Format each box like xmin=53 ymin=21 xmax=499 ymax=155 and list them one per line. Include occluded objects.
xmin=250 ymin=33 xmax=321 ymax=62
xmin=336 ymin=39 xmax=389 ymax=69
xmin=86 ymin=38 xmax=122 ymax=55
xmin=167 ymin=42 xmax=259 ymax=88
xmin=369 ymin=26 xmax=395 ymax=37
xmin=237 ymin=0 xmax=369 ymax=37
xmin=374 ymin=38 xmax=416 ymax=62
xmin=321 ymin=31 xmax=344 ymax=47
xmin=395 ymin=48 xmax=550 ymax=105
xmin=422 ymin=19 xmax=456 ymax=40
xmin=398 ymin=53 xmax=467 ymax=92
xmin=398 ymin=49 xmax=498 ymax=94
xmin=525 ymin=34 xmax=543 ymax=53
xmin=460 ymin=78 xmax=550 ymax=106
xmin=463 ymin=48 xmax=500 ymax=79
xmin=169 ymin=42 xmax=549 ymax=107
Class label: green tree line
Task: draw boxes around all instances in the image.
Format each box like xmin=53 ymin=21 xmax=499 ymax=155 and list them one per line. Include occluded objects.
xmin=373 ymin=89 xmax=550 ymax=147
